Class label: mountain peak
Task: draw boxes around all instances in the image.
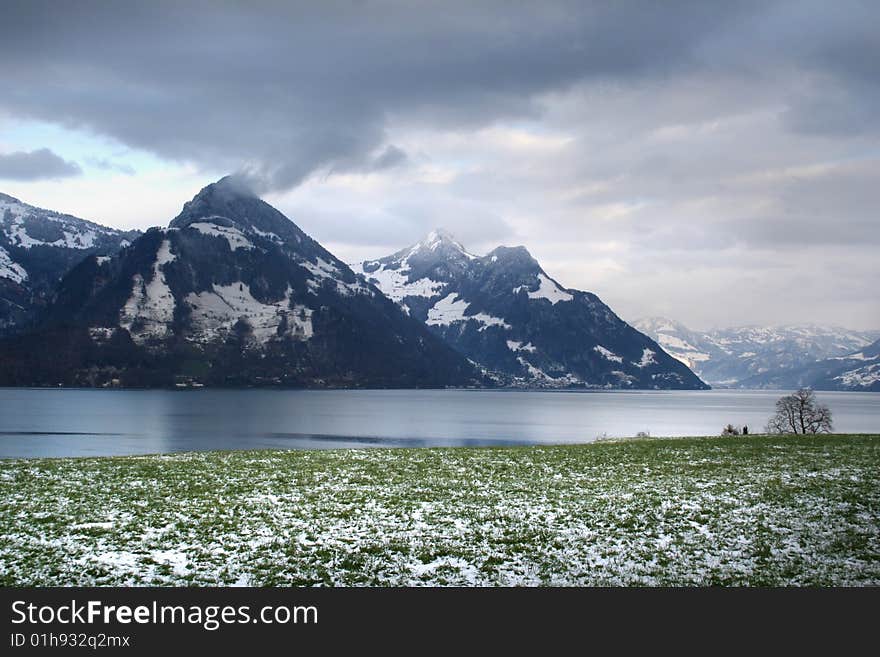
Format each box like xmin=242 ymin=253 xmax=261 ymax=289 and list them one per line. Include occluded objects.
xmin=419 ymin=228 xmax=469 ymax=252
xmin=212 ymin=174 xmax=258 ymax=198
xmin=180 ymin=175 xmax=257 ymax=211
xmin=404 ymin=228 xmax=476 ymax=262
xmin=487 ymin=244 xmax=536 ymax=265
xmin=423 ymin=227 xmax=455 ymax=245
xmin=168 ymin=175 xmax=299 ymax=241
xmin=1 ymin=183 xmax=482 ymax=388
xmin=357 ymin=234 xmax=707 ymax=390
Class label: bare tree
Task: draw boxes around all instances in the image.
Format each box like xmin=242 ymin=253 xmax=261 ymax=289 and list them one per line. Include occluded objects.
xmin=766 ymin=388 xmax=833 ymax=434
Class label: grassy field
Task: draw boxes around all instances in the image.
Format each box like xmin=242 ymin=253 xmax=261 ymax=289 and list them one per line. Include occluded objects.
xmin=1 ymin=434 xmax=878 ymax=586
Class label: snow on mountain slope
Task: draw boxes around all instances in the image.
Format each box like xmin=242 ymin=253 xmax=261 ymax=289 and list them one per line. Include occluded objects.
xmin=632 ymin=317 xmax=715 ymax=370
xmin=119 ymin=238 xmax=177 ymax=342
xmin=593 ymin=345 xmax=623 ymax=363
xmin=634 ymin=317 xmax=880 ymax=389
xmin=0 ymin=192 xmax=139 ymax=336
xmin=736 ymin=338 xmax=880 ymax=391
xmin=186 ymin=221 xmax=254 ymax=250
xmin=354 ymin=231 xmax=707 ymax=390
xmin=0 ymin=192 xmax=132 ymax=251
xmin=0 ymin=245 xmax=27 ymax=284
xmin=833 ymin=362 xmax=880 ymax=389
xmin=185 ymin=283 xmax=313 ymax=343
xmin=518 ymin=273 xmax=573 ymax=304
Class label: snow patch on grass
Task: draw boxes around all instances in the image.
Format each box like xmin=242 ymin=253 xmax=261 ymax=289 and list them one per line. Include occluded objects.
xmin=1 ymin=435 xmax=878 ymax=586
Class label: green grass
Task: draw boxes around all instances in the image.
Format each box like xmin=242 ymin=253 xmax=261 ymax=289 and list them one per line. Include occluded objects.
xmin=1 ymin=434 xmax=878 ymax=586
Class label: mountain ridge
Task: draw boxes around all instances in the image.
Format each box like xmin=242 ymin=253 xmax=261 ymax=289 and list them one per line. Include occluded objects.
xmin=634 ymin=316 xmax=880 ymax=389
xmin=0 ymin=179 xmax=482 ymax=388
xmin=736 ymin=337 xmax=880 ymax=391
xmin=1 ymin=191 xmax=139 ymax=335
xmin=353 ymin=231 xmax=707 ymax=390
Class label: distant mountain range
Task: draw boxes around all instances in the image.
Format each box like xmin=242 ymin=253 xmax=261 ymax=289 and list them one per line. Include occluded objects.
xmin=737 ymin=337 xmax=880 ymax=392
xmin=0 ymin=179 xmax=480 ymax=388
xmin=352 ymin=230 xmax=706 ymax=389
xmin=1 ymin=192 xmax=139 ymax=335
xmin=634 ymin=317 xmax=880 ymax=391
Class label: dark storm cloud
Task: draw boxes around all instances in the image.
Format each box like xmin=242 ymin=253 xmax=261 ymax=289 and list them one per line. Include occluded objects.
xmin=370 ymin=145 xmax=408 ymax=171
xmin=2 ymin=1 xmax=877 ymax=328
xmin=2 ymin=1 xmax=877 ymax=190
xmin=0 ymin=148 xmax=82 ymax=180
xmin=779 ymin=2 xmax=880 ymax=137
xmin=0 ymin=0 xmax=755 ymax=192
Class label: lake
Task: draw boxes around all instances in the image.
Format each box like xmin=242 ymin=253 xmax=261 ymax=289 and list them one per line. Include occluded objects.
xmin=0 ymin=388 xmax=878 ymax=458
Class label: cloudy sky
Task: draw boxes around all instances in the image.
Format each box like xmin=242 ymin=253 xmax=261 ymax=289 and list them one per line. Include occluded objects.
xmin=1 ymin=1 xmax=877 ymax=330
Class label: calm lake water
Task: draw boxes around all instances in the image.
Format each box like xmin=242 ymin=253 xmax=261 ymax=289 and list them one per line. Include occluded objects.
xmin=0 ymin=388 xmax=878 ymax=458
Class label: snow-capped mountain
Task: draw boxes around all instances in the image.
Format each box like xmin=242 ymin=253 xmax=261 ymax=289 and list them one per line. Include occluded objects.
xmin=740 ymin=338 xmax=880 ymax=391
xmin=0 ymin=178 xmax=481 ymax=388
xmin=0 ymin=192 xmax=139 ymax=335
xmin=822 ymin=339 xmax=880 ymax=391
xmin=633 ymin=317 xmax=880 ymax=388
xmin=353 ymin=230 xmax=707 ymax=389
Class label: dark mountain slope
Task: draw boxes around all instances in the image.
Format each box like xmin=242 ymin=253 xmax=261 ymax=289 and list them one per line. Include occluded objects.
xmin=0 ymin=179 xmax=481 ymax=388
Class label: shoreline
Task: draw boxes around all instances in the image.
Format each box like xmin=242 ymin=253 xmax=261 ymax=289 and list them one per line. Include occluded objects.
xmin=1 ymin=431 xmax=879 ymax=462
